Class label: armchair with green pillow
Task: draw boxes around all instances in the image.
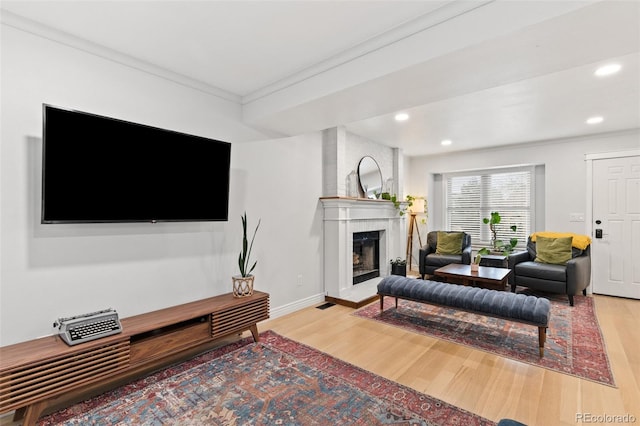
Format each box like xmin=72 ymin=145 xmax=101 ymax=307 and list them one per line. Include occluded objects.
xmin=508 ymin=232 xmax=591 ymax=306
xmin=419 ymin=231 xmax=472 ymax=279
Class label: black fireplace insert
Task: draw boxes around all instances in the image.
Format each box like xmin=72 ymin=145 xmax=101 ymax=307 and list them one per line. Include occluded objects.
xmin=352 ymin=231 xmax=380 ymax=284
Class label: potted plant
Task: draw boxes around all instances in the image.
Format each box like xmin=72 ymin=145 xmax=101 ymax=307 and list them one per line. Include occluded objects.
xmin=390 ymin=257 xmax=407 ymax=276
xmin=472 ymin=247 xmax=491 ymax=271
xmin=233 ymin=212 xmax=261 ymax=297
xmin=482 ymin=211 xmax=518 ymax=254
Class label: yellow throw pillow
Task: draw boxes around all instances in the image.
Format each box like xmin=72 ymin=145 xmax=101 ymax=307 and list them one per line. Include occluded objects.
xmin=436 ymin=232 xmax=463 ymax=255
xmin=535 ymin=236 xmax=573 ymax=265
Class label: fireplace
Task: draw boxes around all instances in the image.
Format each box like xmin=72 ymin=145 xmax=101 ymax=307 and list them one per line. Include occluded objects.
xmin=320 ymin=197 xmax=406 ymax=301
xmin=352 ymin=231 xmax=380 ymax=284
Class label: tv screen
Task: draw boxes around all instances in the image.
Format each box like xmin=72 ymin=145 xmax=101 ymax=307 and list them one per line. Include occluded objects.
xmin=42 ymin=104 xmax=231 ymax=223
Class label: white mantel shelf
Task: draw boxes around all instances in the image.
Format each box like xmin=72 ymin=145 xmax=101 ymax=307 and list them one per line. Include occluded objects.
xmin=320 ymin=196 xmax=409 ymax=220
xmin=319 ymin=196 xmax=392 ymax=201
xmin=320 ymin=197 xmax=407 ymax=304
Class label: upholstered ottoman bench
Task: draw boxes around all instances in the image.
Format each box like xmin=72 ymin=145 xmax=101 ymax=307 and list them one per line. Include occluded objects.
xmin=377 ymin=275 xmax=552 ymax=357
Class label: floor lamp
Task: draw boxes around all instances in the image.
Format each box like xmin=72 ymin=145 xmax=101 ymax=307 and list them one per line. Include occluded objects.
xmin=406 ymin=198 xmax=425 ymax=272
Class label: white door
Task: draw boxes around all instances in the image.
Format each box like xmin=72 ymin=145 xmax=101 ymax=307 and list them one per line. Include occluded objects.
xmin=592 ymin=155 xmax=640 ymax=299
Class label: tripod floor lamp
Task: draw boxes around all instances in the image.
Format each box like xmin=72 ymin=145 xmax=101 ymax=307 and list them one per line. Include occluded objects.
xmin=406 ymin=197 xmax=426 ymax=271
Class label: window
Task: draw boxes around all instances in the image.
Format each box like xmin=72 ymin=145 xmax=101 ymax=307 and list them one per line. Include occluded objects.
xmin=444 ymin=166 xmax=534 ymax=248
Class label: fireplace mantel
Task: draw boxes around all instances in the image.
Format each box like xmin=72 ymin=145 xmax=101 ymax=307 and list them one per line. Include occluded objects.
xmin=320 ymin=197 xmax=407 ymax=302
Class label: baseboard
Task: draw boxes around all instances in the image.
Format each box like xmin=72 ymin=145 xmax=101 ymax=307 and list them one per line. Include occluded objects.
xmin=268 ymin=293 xmax=326 ymax=319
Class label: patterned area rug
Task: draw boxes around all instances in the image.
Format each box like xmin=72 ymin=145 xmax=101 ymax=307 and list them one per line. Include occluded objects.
xmin=354 ymin=292 xmax=615 ymax=387
xmin=39 ymin=330 xmax=494 ymax=425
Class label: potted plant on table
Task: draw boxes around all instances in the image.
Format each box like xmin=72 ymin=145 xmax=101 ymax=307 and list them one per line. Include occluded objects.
xmin=472 ymin=247 xmax=491 ymax=272
xmin=233 ymin=212 xmax=261 ymax=297
xmin=390 ymin=257 xmax=407 ymax=276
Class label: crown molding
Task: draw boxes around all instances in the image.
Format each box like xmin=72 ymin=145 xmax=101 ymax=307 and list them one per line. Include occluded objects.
xmin=1 ymin=10 xmax=242 ymax=104
xmin=241 ymin=0 xmax=493 ymax=105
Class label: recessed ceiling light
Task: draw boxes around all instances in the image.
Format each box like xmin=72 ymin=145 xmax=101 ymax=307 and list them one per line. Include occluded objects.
xmin=595 ymin=63 xmax=621 ymax=77
xmin=441 ymin=139 xmax=452 ymax=146
xmin=394 ymin=113 xmax=409 ymax=122
xmin=586 ymin=116 xmax=604 ymax=125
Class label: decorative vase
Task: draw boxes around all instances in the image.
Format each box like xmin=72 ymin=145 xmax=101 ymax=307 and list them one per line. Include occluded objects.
xmin=385 ymin=177 xmax=395 ymax=195
xmin=232 ymin=275 xmax=254 ymax=297
xmin=470 ymin=263 xmax=479 ymax=272
xmin=346 ymin=170 xmax=359 ymax=197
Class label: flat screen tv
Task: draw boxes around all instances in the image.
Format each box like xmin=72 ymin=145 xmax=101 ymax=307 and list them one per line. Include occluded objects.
xmin=42 ymin=104 xmax=231 ymax=223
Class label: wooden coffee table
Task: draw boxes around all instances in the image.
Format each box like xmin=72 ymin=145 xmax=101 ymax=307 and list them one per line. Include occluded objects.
xmin=434 ymin=264 xmax=512 ymax=291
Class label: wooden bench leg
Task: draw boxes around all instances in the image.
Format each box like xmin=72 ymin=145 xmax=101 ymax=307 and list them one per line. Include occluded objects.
xmin=379 ymin=295 xmax=400 ymax=310
xmin=538 ymin=326 xmax=547 ymax=357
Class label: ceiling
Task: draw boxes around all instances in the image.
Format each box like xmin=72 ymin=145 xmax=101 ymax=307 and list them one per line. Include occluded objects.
xmin=2 ymin=0 xmax=639 ymax=156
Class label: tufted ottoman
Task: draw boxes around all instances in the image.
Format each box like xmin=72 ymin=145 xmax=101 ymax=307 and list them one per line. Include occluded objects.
xmin=377 ymin=275 xmax=551 ymax=357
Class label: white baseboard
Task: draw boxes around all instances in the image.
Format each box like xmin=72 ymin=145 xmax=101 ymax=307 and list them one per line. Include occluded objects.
xmin=269 ymin=293 xmax=326 ymax=319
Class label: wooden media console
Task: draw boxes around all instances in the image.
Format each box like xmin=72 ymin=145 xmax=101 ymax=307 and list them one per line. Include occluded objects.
xmin=0 ymin=291 xmax=269 ymax=425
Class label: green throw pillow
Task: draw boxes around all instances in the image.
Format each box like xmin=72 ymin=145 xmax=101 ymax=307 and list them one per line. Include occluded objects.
xmin=535 ymin=236 xmax=573 ymax=265
xmin=436 ymin=232 xmax=463 ymax=255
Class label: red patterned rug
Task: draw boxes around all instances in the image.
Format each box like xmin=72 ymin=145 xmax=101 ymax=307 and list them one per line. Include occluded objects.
xmin=354 ymin=292 xmax=615 ymax=387
xmin=39 ymin=330 xmax=494 ymax=425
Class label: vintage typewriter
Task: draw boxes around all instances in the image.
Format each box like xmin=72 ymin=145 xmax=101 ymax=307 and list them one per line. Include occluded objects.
xmin=54 ymin=308 xmax=122 ymax=346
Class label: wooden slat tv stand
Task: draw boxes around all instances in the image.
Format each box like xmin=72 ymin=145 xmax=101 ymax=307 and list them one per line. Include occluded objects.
xmin=0 ymin=291 xmax=269 ymax=425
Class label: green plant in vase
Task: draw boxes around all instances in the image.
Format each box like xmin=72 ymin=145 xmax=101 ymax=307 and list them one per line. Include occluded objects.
xmin=473 ymin=247 xmax=491 ymax=264
xmin=482 ymin=211 xmax=518 ymax=254
xmin=470 ymin=247 xmax=490 ymax=271
xmin=233 ymin=212 xmax=261 ymax=297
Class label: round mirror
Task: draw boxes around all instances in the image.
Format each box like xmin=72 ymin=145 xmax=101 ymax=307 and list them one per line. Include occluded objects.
xmin=357 ymin=156 xmax=383 ymax=199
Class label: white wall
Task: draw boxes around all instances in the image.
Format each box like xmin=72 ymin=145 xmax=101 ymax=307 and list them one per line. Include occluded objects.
xmin=407 ymin=130 xmax=640 ymax=235
xmin=0 ymin=24 xmax=276 ymax=345
xmin=229 ymin=133 xmax=325 ymax=315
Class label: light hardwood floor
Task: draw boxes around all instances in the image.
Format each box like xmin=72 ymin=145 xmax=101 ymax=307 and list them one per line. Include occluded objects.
xmin=261 ymin=294 xmax=639 ymax=426
xmin=2 ymin=294 xmax=637 ymax=426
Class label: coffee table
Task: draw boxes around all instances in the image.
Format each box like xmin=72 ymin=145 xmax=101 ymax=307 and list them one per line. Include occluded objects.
xmin=434 ymin=264 xmax=511 ymax=291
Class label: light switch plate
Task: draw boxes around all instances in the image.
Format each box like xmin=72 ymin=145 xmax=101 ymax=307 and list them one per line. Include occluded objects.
xmin=569 ymin=213 xmax=585 ymax=222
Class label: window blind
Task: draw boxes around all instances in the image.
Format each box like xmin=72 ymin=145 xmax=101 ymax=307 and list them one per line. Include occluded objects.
xmin=444 ymin=167 xmax=533 ymax=248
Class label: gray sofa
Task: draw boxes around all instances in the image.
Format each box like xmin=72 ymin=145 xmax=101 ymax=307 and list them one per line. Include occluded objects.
xmin=418 ymin=231 xmax=472 ymax=279
xmin=508 ymin=237 xmax=591 ymax=306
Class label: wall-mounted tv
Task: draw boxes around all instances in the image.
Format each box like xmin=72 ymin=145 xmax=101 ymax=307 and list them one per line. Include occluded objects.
xmin=42 ymin=104 xmax=231 ymax=223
